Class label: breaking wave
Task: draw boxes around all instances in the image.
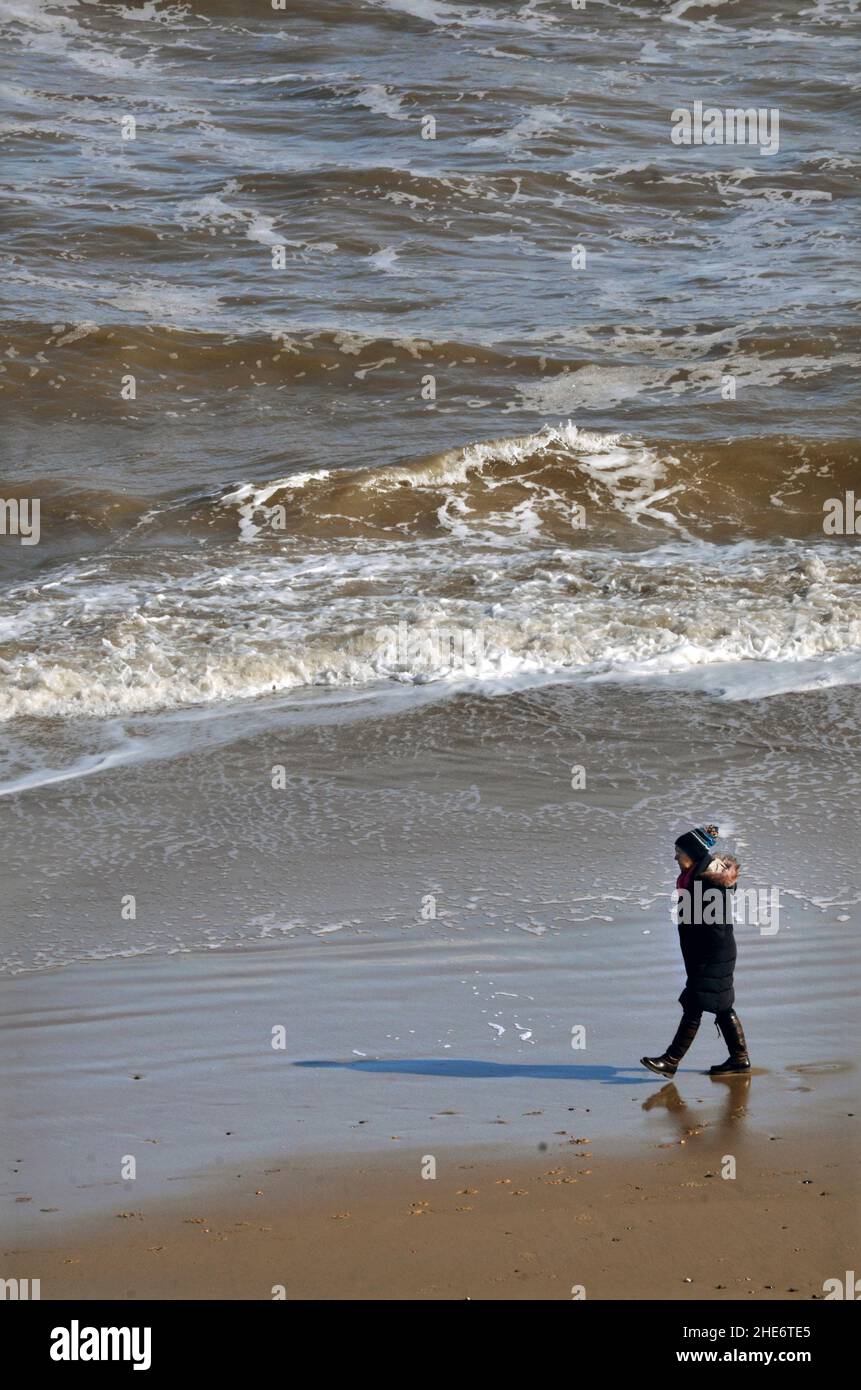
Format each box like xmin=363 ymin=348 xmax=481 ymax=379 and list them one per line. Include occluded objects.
xmin=1 ymin=428 xmax=859 ymax=721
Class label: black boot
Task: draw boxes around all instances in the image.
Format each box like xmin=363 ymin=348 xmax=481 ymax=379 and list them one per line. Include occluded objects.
xmin=641 ymin=1012 xmax=701 ymax=1078
xmin=709 ymin=1010 xmax=750 ymax=1074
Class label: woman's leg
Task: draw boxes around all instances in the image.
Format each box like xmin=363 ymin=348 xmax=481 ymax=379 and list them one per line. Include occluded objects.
xmin=709 ymin=1009 xmax=751 ymax=1074
xmin=641 ymin=1010 xmax=702 ymax=1077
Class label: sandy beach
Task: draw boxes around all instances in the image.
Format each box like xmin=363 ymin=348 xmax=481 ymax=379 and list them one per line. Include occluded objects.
xmin=5 ymin=1120 xmax=857 ymax=1301
xmin=3 ymin=682 xmax=859 ymax=1299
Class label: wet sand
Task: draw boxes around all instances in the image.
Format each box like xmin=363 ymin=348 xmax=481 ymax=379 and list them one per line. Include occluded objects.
xmin=2 ymin=926 xmax=858 ymax=1300
xmin=5 ymin=1121 xmax=857 ymax=1301
xmin=2 ymin=683 xmax=858 ymax=1297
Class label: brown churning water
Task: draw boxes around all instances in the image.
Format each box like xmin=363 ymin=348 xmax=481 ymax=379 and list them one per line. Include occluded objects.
xmin=0 ymin=0 xmax=859 ymax=726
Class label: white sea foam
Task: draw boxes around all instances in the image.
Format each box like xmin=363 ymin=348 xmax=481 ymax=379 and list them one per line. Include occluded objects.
xmin=354 ymin=84 xmax=410 ymax=121
xmin=471 ymin=105 xmax=571 ymax=153
xmin=369 ymin=0 xmax=478 ymax=24
xmin=115 ymin=2 xmax=196 ymax=26
xmin=515 ymin=365 xmax=668 ymax=412
xmin=176 ymin=180 xmax=282 ymax=246
xmin=368 ymin=244 xmax=406 ymax=274
xmin=368 ymin=0 xmax=553 ymax=30
xmin=5 ymin=428 xmax=852 ymax=723
xmin=368 ymin=424 xmax=685 ymax=533
xmin=0 ymin=0 xmax=159 ymax=77
xmin=1 ymin=526 xmax=858 ymax=723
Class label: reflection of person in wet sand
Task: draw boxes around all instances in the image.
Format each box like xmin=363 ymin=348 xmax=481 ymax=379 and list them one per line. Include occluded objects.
xmin=642 ymin=824 xmax=751 ymax=1079
xmin=642 ymin=1074 xmax=752 ymax=1146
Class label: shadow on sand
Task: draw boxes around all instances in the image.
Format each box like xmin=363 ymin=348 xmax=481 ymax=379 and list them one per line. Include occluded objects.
xmin=295 ymin=1058 xmax=660 ymax=1085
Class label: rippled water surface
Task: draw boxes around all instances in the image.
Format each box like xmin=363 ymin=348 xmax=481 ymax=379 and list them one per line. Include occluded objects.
xmin=0 ymin=0 xmax=859 ymax=829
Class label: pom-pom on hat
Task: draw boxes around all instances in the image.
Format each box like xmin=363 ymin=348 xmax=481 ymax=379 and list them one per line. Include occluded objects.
xmin=675 ymin=823 xmax=719 ymax=860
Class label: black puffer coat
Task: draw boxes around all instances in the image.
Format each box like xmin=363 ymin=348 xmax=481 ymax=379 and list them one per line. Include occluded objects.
xmin=676 ymin=852 xmax=737 ymax=1015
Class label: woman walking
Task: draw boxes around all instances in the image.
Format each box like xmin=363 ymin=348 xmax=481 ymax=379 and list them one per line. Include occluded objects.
xmin=641 ymin=824 xmax=751 ymax=1078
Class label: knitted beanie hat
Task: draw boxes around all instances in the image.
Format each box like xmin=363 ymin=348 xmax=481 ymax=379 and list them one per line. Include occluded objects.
xmin=675 ymin=823 xmax=719 ymax=860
